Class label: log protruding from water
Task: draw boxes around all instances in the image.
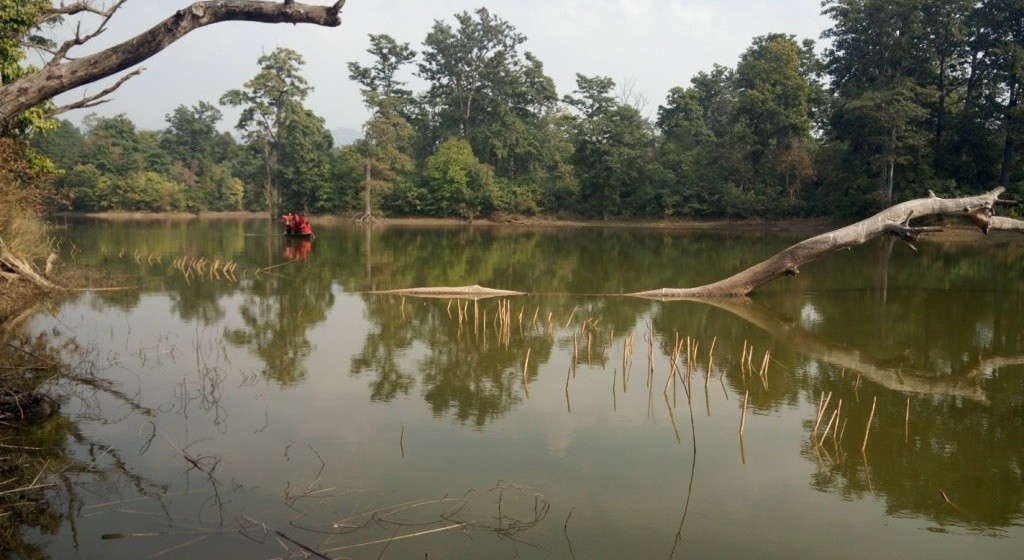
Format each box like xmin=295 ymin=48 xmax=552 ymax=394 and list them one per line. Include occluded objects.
xmin=373 ymin=285 xmax=525 ymax=299
xmin=630 ymin=187 xmax=1024 ymax=298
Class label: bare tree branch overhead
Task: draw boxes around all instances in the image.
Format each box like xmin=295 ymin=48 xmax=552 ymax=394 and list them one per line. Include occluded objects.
xmin=630 ymin=187 xmax=1024 ymax=298
xmin=49 ymin=69 xmax=144 ymax=116
xmin=0 ymin=0 xmax=348 ymax=133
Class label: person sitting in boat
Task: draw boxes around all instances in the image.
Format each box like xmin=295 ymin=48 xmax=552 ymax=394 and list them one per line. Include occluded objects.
xmin=297 ymin=214 xmax=313 ymax=236
xmin=282 ymin=212 xmax=295 ymax=235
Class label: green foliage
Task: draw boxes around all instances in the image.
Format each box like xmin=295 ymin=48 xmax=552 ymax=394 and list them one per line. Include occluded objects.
xmin=415 ymin=7 xmax=565 ymax=210
xmin=277 ymin=106 xmax=335 ymax=212
xmin=13 ymin=3 xmax=1024 ymax=221
xmin=108 ymin=171 xmax=186 ymax=212
xmin=220 ymin=47 xmax=313 ymax=214
xmin=0 ymin=0 xmax=56 ymax=135
xmin=321 ymin=145 xmax=365 ymax=213
xmin=348 ymin=36 xmax=418 ymax=217
xmin=57 ymin=164 xmax=109 ymax=211
xmin=423 ymin=137 xmax=497 ymax=219
xmin=30 ymin=119 xmax=84 ymax=170
xmin=347 ymin=34 xmax=417 ymax=109
xmin=161 ymin=102 xmax=231 ymax=173
xmin=565 ymin=74 xmax=660 ymax=218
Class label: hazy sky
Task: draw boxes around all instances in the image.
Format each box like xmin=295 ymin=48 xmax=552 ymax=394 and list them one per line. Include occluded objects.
xmin=49 ymin=0 xmax=832 ymax=133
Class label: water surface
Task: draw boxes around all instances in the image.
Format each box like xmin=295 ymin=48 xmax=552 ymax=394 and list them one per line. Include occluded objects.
xmin=16 ymin=217 xmax=1024 ymax=559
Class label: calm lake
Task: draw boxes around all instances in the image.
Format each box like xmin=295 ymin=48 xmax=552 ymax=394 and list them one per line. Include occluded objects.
xmin=15 ymin=216 xmax=1024 ymax=559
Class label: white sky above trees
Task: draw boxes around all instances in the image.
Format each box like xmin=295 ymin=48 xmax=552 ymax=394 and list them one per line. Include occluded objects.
xmin=50 ymin=0 xmax=831 ymax=133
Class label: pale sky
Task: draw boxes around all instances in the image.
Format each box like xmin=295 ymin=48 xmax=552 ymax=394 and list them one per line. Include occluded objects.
xmin=49 ymin=0 xmax=832 ymax=133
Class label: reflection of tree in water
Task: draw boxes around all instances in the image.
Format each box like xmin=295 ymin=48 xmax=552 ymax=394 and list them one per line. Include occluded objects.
xmin=1 ymin=414 xmax=68 ymax=560
xmin=224 ymin=271 xmax=333 ymax=386
xmin=352 ymin=296 xmax=573 ymax=426
xmin=0 ymin=332 xmax=168 ymax=559
xmin=649 ymin=294 xmax=1024 ymax=531
xmin=803 ymin=375 xmax=1024 ymax=530
xmin=350 ymin=295 xmax=418 ymax=401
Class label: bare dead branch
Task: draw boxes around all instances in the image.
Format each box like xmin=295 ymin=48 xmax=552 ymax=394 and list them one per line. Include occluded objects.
xmin=49 ymin=68 xmax=143 ymax=116
xmin=1 ymin=0 xmax=348 ymax=132
xmin=42 ymin=0 xmax=126 ymax=20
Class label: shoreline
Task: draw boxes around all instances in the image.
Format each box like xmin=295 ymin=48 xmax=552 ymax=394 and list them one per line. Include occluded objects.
xmin=51 ymin=210 xmax=838 ymax=232
xmin=48 ymin=211 xmax=1021 ymax=243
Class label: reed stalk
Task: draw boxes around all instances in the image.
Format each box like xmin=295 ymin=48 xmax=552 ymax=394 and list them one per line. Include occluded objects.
xmin=739 ymin=390 xmax=749 ymax=435
xmin=758 ymin=350 xmax=771 ymax=390
xmin=741 ymin=340 xmax=749 ymax=378
xmin=819 ymin=409 xmax=838 ymax=443
xmin=812 ymin=391 xmax=832 ymax=440
xmin=861 ymin=396 xmax=877 ymax=453
xmin=522 ymin=348 xmax=531 ymax=394
xmin=904 ymin=396 xmax=910 ymax=443
xmin=707 ymin=336 xmax=717 ymax=378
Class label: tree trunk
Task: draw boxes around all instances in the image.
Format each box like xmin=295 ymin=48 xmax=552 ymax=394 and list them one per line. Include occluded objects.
xmin=363 ymin=162 xmax=373 ymax=219
xmin=262 ymin=137 xmax=275 ymax=217
xmin=1000 ymin=80 xmax=1018 ymax=187
xmin=631 ymin=188 xmax=1024 ymax=299
xmin=0 ymin=0 xmax=347 ymax=133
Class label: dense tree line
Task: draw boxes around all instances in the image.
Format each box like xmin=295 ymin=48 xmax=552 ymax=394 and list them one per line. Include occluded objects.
xmin=26 ymin=2 xmax=1024 ymax=219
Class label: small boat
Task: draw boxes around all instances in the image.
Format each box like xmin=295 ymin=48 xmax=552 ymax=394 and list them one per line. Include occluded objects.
xmin=281 ymin=212 xmax=313 ymax=238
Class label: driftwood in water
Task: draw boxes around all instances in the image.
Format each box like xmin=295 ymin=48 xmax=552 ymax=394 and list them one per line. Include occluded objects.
xmin=373 ymin=285 xmax=524 ymax=299
xmin=0 ymin=239 xmax=56 ymax=290
xmin=631 ymin=187 xmax=1024 ymax=298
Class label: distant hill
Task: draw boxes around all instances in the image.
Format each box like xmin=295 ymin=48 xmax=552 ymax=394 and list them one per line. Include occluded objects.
xmin=331 ymin=127 xmax=362 ymax=147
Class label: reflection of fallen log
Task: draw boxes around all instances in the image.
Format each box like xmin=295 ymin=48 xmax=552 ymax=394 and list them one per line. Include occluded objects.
xmin=652 ymin=297 xmax=990 ymax=404
xmin=631 ymin=188 xmax=1024 ymax=298
xmin=964 ymin=356 xmax=1024 ymax=379
xmin=372 ymin=285 xmax=525 ymax=299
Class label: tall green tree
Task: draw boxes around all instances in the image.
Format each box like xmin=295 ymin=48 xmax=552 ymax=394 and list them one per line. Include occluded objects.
xmin=220 ymin=47 xmax=312 ymax=215
xmin=161 ymin=102 xmax=231 ymax=173
xmin=422 ymin=137 xmax=497 ymax=219
xmin=417 ymin=8 xmax=526 ymax=141
xmin=416 ymin=7 xmax=562 ymax=193
xmin=564 ymin=74 xmax=659 ymax=218
xmin=734 ymin=34 xmax=816 ymax=203
xmin=161 ymin=102 xmax=241 ymax=210
xmin=823 ymin=0 xmax=937 ymax=207
xmin=348 ymin=34 xmax=417 ymax=219
xmin=656 ymin=86 xmax=716 ymax=215
xmin=967 ymin=0 xmax=1024 ymax=190
xmin=277 ymin=106 xmax=335 ymax=213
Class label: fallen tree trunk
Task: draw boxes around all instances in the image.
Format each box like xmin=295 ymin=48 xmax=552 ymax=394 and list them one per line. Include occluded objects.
xmin=631 ymin=187 xmax=1024 ymax=298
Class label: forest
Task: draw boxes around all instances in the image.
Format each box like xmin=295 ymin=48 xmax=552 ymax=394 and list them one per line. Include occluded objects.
xmin=13 ymin=1 xmax=1024 ymax=221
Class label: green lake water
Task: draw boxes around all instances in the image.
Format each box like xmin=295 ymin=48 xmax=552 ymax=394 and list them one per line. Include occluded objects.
xmin=12 ymin=216 xmax=1024 ymax=559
